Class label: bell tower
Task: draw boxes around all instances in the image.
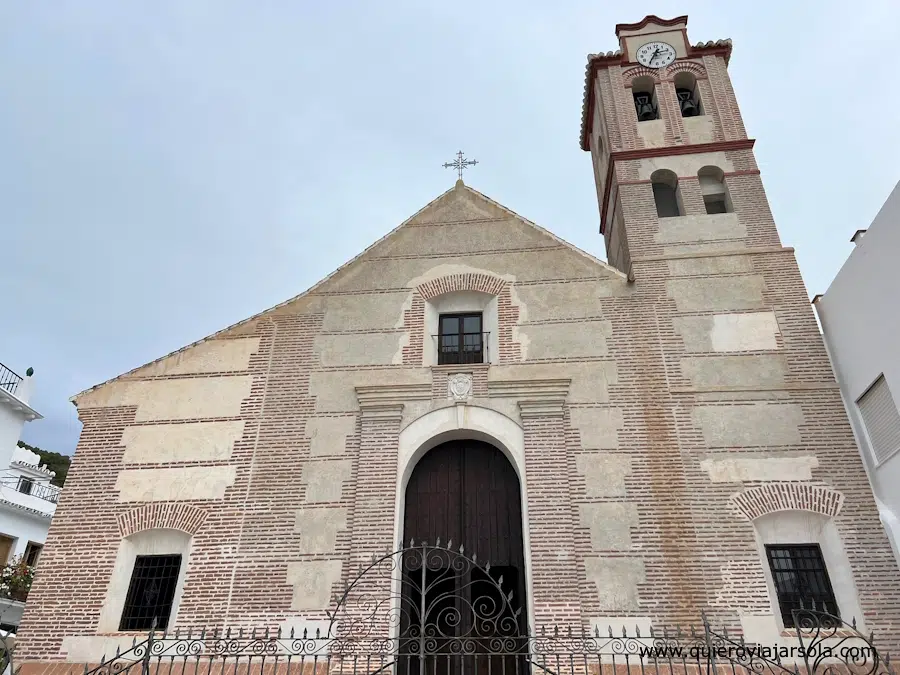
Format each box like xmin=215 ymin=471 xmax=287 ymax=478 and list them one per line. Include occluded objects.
xmin=580 ymin=15 xmax=762 ymax=276
xmin=575 ymin=15 xmax=900 ymax=642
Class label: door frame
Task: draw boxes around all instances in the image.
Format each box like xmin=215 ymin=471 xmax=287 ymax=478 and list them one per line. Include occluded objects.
xmin=394 ymin=405 xmax=535 ymax=636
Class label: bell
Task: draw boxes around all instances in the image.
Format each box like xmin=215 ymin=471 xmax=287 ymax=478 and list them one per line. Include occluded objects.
xmin=677 ymin=88 xmax=700 ymax=117
xmin=633 ymin=93 xmax=657 ymax=121
xmin=637 ymin=104 xmax=657 ymax=121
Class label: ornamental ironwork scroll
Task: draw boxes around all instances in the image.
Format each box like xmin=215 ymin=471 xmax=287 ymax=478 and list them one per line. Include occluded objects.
xmin=71 ymin=542 xmax=895 ymax=675
xmin=325 ymin=539 xmax=526 ymax=666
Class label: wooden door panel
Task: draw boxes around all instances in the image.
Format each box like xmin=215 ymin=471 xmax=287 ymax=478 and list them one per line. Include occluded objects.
xmin=403 ymin=439 xmax=527 ymax=640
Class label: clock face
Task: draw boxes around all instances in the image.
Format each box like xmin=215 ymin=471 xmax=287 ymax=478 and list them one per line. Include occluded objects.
xmin=636 ymin=41 xmax=677 ymax=68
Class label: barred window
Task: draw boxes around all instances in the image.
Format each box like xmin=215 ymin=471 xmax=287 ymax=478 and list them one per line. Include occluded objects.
xmin=765 ymin=544 xmax=839 ymax=627
xmin=119 ymin=554 xmax=182 ymax=631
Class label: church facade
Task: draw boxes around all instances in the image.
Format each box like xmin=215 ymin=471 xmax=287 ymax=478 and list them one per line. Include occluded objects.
xmin=15 ymin=14 xmax=900 ymax=670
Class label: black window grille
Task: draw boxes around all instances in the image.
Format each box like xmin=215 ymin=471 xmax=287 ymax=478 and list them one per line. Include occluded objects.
xmin=17 ymin=478 xmax=34 ymax=496
xmin=119 ymin=554 xmax=182 ymax=631
xmin=437 ymin=314 xmax=484 ymax=365
xmin=765 ymin=544 xmax=839 ymax=627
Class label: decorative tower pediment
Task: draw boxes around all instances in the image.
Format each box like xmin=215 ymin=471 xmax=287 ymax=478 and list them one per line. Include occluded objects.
xmin=615 ymin=15 xmax=690 ymax=62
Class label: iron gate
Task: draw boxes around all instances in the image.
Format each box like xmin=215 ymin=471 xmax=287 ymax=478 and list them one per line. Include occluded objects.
xmin=6 ymin=542 xmax=895 ymax=675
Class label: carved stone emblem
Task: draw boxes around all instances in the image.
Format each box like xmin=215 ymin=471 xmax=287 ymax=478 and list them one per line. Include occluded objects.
xmin=448 ymin=374 xmax=473 ymax=401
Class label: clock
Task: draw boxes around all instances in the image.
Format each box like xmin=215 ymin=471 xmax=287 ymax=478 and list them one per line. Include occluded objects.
xmin=636 ymin=41 xmax=677 ymax=68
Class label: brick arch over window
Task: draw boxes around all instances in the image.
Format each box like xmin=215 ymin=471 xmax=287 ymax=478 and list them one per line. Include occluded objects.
xmin=417 ymin=273 xmax=506 ymax=300
xmin=117 ymin=503 xmax=209 ymax=538
xmin=665 ymin=61 xmax=707 ymax=80
xmin=622 ymin=66 xmax=661 ymax=84
xmin=402 ymin=272 xmax=522 ymax=364
xmin=730 ymin=483 xmax=845 ymax=522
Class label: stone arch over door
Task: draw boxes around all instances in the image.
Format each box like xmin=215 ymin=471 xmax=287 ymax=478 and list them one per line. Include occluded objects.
xmin=395 ymin=404 xmax=535 ymax=633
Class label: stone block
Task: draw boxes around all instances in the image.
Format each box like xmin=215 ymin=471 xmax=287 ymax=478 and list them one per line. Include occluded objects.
xmin=322 ymin=293 xmax=409 ymax=331
xmin=78 ymin=376 xmax=253 ymax=420
xmin=489 ymin=362 xmax=618 ymax=403
xmin=667 ymin=255 xmax=752 ymax=276
xmin=294 ymin=507 xmax=348 ymax=553
xmin=668 ymin=276 xmax=765 ymax=313
xmin=711 ymin=312 xmax=780 ymax=352
xmin=121 ymin=421 xmax=245 ymax=464
xmin=636 ymin=119 xmax=665 ymax=147
xmin=515 ymin=281 xmax=628 ymax=321
xmin=62 ymin=637 xmax=146 ymax=664
xmin=314 ymin=333 xmax=403 ymax=367
xmin=584 ymin=557 xmax=645 ymax=612
xmin=286 ymin=560 xmax=343 ymax=610
xmin=301 ymin=460 xmax=353 ymax=503
xmin=700 ymin=455 xmax=818 ymax=483
xmin=522 ymin=320 xmax=612 ymax=360
xmin=579 ymin=503 xmax=638 ymax=551
xmin=305 ymin=416 xmax=356 ymax=456
xmin=570 ymin=409 xmax=624 ymax=449
xmin=655 ymin=213 xmax=745 ymax=244
xmin=575 ymin=453 xmax=632 ymax=497
xmin=310 ymin=368 xmax=430 ymax=412
xmin=144 ymin=338 xmax=260 ymax=376
xmin=674 ymin=312 xmax=780 ymax=353
xmin=115 ymin=466 xmax=236 ymax=502
xmin=683 ymin=115 xmax=715 ymax=144
xmin=679 ymin=354 xmax=786 ymax=389
xmin=693 ymin=403 xmax=804 ymax=447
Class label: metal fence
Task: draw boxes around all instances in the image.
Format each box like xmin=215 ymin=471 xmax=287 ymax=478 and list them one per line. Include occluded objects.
xmin=37 ymin=611 xmax=890 ymax=675
xmin=0 ymin=477 xmax=60 ymax=504
xmin=5 ymin=543 xmax=896 ymax=675
xmin=0 ymin=363 xmax=22 ymax=396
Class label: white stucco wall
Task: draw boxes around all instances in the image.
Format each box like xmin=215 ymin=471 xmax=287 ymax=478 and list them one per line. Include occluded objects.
xmin=0 ymin=507 xmax=50 ymax=563
xmin=0 ymin=407 xmax=25 ymax=474
xmin=814 ymin=180 xmax=900 ymax=568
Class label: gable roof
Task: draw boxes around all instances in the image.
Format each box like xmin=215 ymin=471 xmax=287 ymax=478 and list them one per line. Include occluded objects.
xmin=72 ymin=180 xmax=625 ymax=402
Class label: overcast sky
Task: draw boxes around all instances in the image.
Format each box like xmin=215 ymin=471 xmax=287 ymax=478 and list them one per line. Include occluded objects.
xmin=3 ymin=0 xmax=899 ymax=456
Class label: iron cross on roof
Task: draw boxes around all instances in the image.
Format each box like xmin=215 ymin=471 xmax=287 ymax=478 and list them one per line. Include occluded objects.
xmin=443 ymin=151 xmax=478 ymax=181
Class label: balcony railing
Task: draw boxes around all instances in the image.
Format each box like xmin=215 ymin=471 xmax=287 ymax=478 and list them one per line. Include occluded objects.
xmin=433 ymin=332 xmax=489 ymax=365
xmin=0 ymin=477 xmax=60 ymax=504
xmin=0 ymin=363 xmax=22 ymax=396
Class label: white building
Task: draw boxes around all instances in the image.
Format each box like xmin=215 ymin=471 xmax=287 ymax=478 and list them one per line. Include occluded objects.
xmin=0 ymin=364 xmax=57 ymax=632
xmin=813 ymin=180 xmax=900 ymax=568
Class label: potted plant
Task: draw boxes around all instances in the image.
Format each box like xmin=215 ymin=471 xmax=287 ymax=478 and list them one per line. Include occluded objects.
xmin=0 ymin=556 xmax=34 ymax=602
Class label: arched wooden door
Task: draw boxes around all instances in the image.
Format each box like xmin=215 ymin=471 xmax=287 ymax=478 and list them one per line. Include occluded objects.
xmin=400 ymin=440 xmax=527 ymax=675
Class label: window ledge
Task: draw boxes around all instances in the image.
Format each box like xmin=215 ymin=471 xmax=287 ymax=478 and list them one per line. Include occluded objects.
xmin=779 ymin=628 xmax=858 ymax=639
xmin=431 ymin=363 xmax=490 ymax=373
